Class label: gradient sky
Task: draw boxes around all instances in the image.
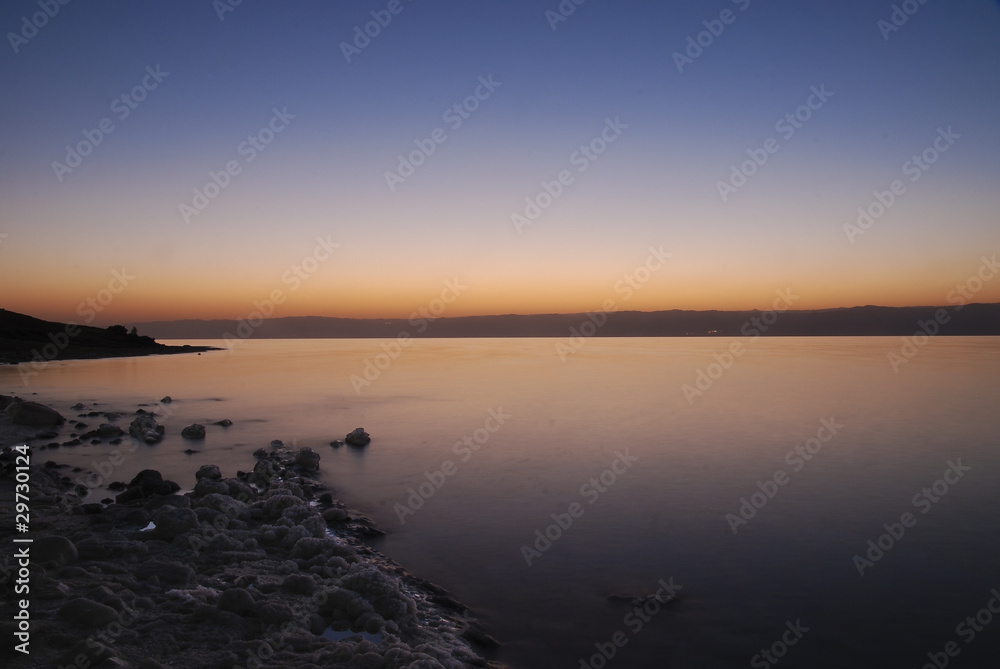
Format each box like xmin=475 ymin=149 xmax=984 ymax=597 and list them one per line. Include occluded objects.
xmin=1 ymin=0 xmax=999 ymax=325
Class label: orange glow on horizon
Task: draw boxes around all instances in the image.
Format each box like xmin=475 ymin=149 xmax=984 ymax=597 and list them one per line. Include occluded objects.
xmin=8 ymin=282 xmax=999 ymax=327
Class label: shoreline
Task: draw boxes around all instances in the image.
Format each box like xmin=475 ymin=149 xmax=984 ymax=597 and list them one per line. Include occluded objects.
xmin=0 ymin=344 xmax=220 ymax=366
xmin=0 ymin=395 xmax=505 ymax=669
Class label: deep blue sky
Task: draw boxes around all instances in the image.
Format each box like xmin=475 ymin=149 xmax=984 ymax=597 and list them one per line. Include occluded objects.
xmin=2 ymin=0 xmax=999 ymax=321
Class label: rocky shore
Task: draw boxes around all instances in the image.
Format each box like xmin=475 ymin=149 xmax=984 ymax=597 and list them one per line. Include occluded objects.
xmin=0 ymin=397 xmax=505 ymax=669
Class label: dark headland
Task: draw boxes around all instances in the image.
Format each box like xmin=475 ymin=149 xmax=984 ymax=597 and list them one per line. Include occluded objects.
xmin=0 ymin=309 xmax=218 ymax=364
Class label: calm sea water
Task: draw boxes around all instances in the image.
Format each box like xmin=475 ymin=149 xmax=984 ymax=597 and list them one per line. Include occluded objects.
xmin=3 ymin=337 xmax=999 ymax=668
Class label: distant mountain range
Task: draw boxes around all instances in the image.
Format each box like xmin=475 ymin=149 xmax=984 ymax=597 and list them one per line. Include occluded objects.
xmin=127 ymin=303 xmax=1000 ymax=339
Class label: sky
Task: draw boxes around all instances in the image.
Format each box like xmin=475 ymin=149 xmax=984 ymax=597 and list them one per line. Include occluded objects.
xmin=1 ymin=0 xmax=999 ymax=326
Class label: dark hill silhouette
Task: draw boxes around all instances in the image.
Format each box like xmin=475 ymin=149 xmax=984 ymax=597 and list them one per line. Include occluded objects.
xmin=0 ymin=309 xmax=217 ymax=363
xmin=128 ymin=303 xmax=1000 ymax=340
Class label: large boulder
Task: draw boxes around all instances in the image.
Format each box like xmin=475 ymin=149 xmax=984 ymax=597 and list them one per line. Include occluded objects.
xmin=345 ymin=428 xmax=370 ymax=447
xmin=293 ymin=447 xmax=320 ymax=471
xmin=115 ymin=469 xmax=180 ymax=502
xmin=181 ymin=424 xmax=206 ymax=439
xmin=195 ymin=464 xmax=221 ymax=480
xmin=33 ymin=535 xmax=78 ymax=567
xmin=218 ymin=588 xmax=256 ymax=616
xmin=97 ymin=423 xmax=125 ymax=438
xmin=193 ymin=478 xmax=228 ymax=497
xmin=7 ymin=400 xmax=65 ymax=427
xmin=151 ymin=507 xmax=198 ymax=541
xmin=129 ymin=415 xmax=164 ymax=444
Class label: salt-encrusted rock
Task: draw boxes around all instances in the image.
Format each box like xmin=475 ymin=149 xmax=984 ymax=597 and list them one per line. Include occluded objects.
xmin=293 ymin=447 xmax=320 ymax=471
xmin=116 ymin=470 xmax=180 ymax=503
xmin=192 ymin=493 xmax=250 ymax=521
xmin=338 ymin=564 xmax=417 ymax=623
xmin=193 ymin=477 xmax=228 ymax=497
xmin=260 ymin=602 xmax=295 ymax=624
xmin=152 ymin=507 xmax=198 ymax=541
xmin=144 ymin=495 xmax=190 ymax=512
xmin=217 ymin=587 xmax=256 ymax=616
xmin=34 ymin=535 xmax=78 ymax=567
xmin=195 ymin=464 xmax=221 ymax=480
xmin=261 ymin=491 xmax=304 ymax=520
xmin=126 ymin=469 xmax=179 ymax=496
xmin=323 ymin=507 xmax=348 ymax=523
xmin=290 ymin=536 xmax=353 ymax=560
xmin=97 ymin=423 xmax=125 ymax=438
xmin=221 ymin=477 xmax=254 ymax=500
xmin=280 ymin=573 xmax=316 ymax=594
xmin=57 ymin=598 xmax=119 ymax=627
xmin=345 ymin=427 xmax=371 ymax=446
xmin=294 ymin=514 xmax=327 ymax=538
xmin=129 ymin=415 xmax=164 ymax=443
xmin=251 ymin=458 xmax=277 ymax=485
xmin=181 ymin=424 xmax=206 ymax=439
